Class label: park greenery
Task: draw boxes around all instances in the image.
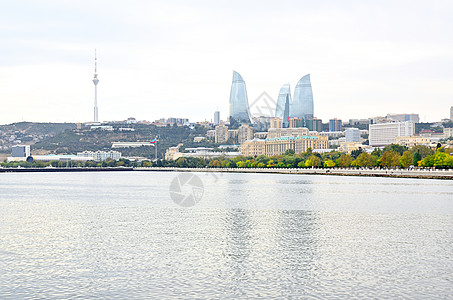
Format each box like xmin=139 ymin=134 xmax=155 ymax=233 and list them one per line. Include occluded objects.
xmin=6 ymin=144 xmax=452 ymax=169
xmin=161 ymin=144 xmax=453 ymax=169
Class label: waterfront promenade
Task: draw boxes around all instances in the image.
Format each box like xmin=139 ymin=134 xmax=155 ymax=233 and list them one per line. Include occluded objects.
xmin=1 ymin=166 xmax=452 ymax=179
xmin=139 ymin=167 xmax=453 ymax=179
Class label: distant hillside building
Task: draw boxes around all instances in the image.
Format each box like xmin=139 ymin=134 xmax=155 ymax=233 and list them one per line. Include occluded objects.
xmin=450 ymin=106 xmax=453 ymax=121
xmin=112 ymin=142 xmax=154 ymax=148
xmin=369 ymin=121 xmax=415 ymax=146
xmin=387 ymin=113 xmax=420 ymax=123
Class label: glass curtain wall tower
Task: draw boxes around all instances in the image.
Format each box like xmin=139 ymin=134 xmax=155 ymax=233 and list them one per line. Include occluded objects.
xmin=229 ymin=71 xmax=251 ymax=124
xmin=291 ymin=74 xmax=313 ymax=121
xmin=275 ymin=83 xmax=291 ymax=128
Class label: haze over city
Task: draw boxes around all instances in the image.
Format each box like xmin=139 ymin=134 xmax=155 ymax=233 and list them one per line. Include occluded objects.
xmin=1 ymin=0 xmax=452 ymax=125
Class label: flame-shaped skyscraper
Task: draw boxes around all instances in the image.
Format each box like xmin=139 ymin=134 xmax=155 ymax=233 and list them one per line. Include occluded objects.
xmin=92 ymin=50 xmax=99 ymax=122
xmin=291 ymin=74 xmax=313 ymax=121
xmin=229 ymin=71 xmax=251 ymax=124
xmin=275 ymin=83 xmax=291 ymax=128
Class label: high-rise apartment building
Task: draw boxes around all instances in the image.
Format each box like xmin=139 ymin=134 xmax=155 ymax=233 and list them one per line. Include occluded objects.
xmin=215 ymin=124 xmax=229 ymax=143
xmin=289 ymin=117 xmax=304 ymax=128
xmin=369 ymin=121 xmax=415 ymax=146
xmin=450 ymin=106 xmax=453 ymax=121
xmin=270 ymin=117 xmax=283 ymax=129
xmin=238 ymin=124 xmax=254 ymax=144
xmin=306 ymin=118 xmax=322 ymax=132
xmin=214 ymin=111 xmax=220 ymax=126
xmin=329 ymin=118 xmax=342 ymax=132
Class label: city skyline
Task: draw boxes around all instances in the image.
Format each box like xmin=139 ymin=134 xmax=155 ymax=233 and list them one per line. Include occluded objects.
xmin=1 ymin=1 xmax=453 ymax=125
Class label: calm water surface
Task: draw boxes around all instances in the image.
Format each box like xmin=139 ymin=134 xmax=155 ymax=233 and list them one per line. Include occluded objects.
xmin=0 ymin=171 xmax=452 ymax=299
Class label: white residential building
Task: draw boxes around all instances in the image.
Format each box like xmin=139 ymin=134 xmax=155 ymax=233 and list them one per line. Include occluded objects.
xmin=345 ymin=128 xmax=360 ymax=142
xmin=369 ymin=121 xmax=415 ymax=146
xmin=77 ymin=150 xmax=122 ymax=161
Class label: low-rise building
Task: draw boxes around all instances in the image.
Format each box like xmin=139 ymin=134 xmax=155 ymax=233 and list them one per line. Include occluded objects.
xmin=318 ymin=131 xmax=344 ymax=139
xmin=395 ymin=136 xmax=430 ymax=148
xmin=77 ymin=150 xmax=122 ymax=161
xmin=338 ymin=142 xmax=368 ymax=154
xmin=239 ymin=139 xmax=266 ymax=157
xmin=240 ymin=135 xmax=328 ymax=157
xmin=165 ymin=145 xmax=242 ymax=160
xmin=254 ymin=132 xmax=268 ymax=139
xmin=11 ymin=145 xmax=30 ymax=158
xmin=267 ymin=127 xmax=309 ymax=139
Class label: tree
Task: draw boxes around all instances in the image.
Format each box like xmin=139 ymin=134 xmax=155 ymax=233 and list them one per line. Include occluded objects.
xmin=285 ymin=149 xmax=295 ymax=155
xmin=400 ymin=151 xmax=413 ymax=168
xmin=412 ymin=150 xmax=422 ymax=166
xmin=383 ymin=144 xmax=408 ymax=155
xmin=354 ymin=152 xmax=372 ymax=167
xmin=336 ymin=154 xmax=352 ymax=167
xmin=323 ymin=159 xmax=335 ymax=168
xmin=410 ymin=145 xmax=434 ymax=158
xmin=236 ymin=161 xmax=246 ymax=168
xmin=297 ymin=161 xmax=305 ymax=168
xmin=350 ymin=148 xmax=363 ymax=159
xmin=379 ymin=150 xmax=401 ymax=167
xmin=305 ymin=155 xmax=321 ymax=167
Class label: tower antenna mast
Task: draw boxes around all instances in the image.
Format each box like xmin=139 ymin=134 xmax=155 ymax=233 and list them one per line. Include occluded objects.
xmin=92 ymin=49 xmax=99 ymax=122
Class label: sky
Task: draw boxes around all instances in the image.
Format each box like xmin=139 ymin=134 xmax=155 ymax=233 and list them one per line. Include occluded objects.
xmin=1 ymin=0 xmax=452 ymax=125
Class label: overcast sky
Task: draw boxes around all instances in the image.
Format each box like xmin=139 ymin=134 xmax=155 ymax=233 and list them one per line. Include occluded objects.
xmin=1 ymin=0 xmax=452 ymax=125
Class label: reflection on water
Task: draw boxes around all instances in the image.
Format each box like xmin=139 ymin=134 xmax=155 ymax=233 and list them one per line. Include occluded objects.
xmin=0 ymin=172 xmax=452 ymax=298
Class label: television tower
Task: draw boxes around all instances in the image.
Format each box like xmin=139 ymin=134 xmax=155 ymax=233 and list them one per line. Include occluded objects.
xmin=92 ymin=49 xmax=99 ymax=122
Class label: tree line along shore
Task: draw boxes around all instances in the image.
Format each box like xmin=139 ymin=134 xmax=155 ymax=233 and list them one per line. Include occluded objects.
xmin=1 ymin=144 xmax=452 ymax=170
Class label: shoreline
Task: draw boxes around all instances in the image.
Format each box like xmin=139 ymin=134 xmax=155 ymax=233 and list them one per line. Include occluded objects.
xmin=1 ymin=166 xmax=452 ymax=180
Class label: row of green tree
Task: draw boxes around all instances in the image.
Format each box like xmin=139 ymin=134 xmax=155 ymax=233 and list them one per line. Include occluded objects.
xmin=2 ymin=144 xmax=452 ymax=169
xmin=155 ymin=144 xmax=453 ymax=169
xmin=0 ymin=158 xmax=140 ymax=168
